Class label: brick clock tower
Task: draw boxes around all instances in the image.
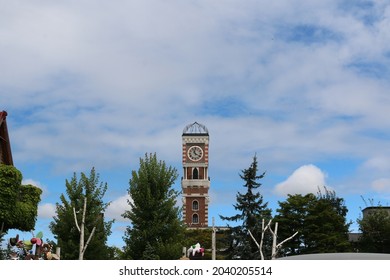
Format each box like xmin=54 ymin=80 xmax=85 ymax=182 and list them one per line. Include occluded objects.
xmin=181 ymin=122 xmax=210 ymax=228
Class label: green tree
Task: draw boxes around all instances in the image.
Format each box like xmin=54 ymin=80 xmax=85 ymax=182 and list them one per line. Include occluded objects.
xmin=0 ymin=233 xmax=6 ymax=260
xmin=274 ymin=193 xmax=317 ymax=256
xmin=49 ymin=167 xmax=113 ymax=260
xmin=107 ymin=245 xmax=125 ymax=260
xmin=0 ymin=164 xmax=42 ymax=233
xmin=306 ymin=188 xmax=351 ymax=253
xmin=122 ymin=153 xmax=185 ymax=260
xmin=275 ymin=188 xmax=351 ymax=257
xmin=219 ymin=155 xmax=272 ymax=260
xmin=357 ymin=207 xmax=390 ymax=253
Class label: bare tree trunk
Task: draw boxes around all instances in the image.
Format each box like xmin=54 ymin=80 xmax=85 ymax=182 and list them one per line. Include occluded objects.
xmin=269 ymin=222 xmax=298 ymax=260
xmin=212 ymin=217 xmax=216 ymax=260
xmin=0 ymin=221 xmax=4 ymax=236
xmin=56 ymin=247 xmax=61 ymax=259
xmin=79 ymin=196 xmax=87 ymax=260
xmin=249 ymin=220 xmax=298 ymax=260
xmin=248 ymin=219 xmax=272 ymax=260
xmin=73 ymin=197 xmax=97 ymax=260
xmin=271 ymin=222 xmax=278 ymax=258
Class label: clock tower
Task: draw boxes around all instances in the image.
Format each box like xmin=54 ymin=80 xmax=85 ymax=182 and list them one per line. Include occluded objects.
xmin=181 ymin=122 xmax=210 ymax=228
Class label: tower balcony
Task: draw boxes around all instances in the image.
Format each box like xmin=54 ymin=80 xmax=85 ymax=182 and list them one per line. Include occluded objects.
xmin=181 ymin=178 xmax=210 ymax=189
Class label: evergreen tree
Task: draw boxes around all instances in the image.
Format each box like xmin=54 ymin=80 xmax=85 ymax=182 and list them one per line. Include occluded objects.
xmin=219 ymin=154 xmax=272 ymax=260
xmin=275 ymin=187 xmax=351 ymax=257
xmin=49 ymin=168 xmax=113 ymax=259
xmin=122 ymin=153 xmax=185 ymax=259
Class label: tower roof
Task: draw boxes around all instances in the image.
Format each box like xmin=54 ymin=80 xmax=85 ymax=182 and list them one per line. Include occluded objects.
xmin=182 ymin=122 xmax=209 ymax=136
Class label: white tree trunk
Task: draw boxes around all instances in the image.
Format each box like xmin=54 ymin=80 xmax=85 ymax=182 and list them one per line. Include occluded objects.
xmin=249 ymin=219 xmax=298 ymax=260
xmin=73 ymin=196 xmax=97 ymax=260
xmin=271 ymin=222 xmax=278 ymax=259
xmin=269 ymin=222 xmax=298 ymax=260
xmin=212 ymin=217 xmax=216 ymax=260
xmin=248 ymin=219 xmax=272 ymax=260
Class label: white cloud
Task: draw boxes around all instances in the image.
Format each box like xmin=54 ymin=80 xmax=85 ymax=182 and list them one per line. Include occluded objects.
xmin=3 ymin=0 xmax=390 ymax=179
xmin=105 ymin=194 xmax=132 ymax=222
xmin=362 ymin=156 xmax=390 ymax=173
xmin=22 ymin=178 xmax=51 ymax=198
xmin=3 ymin=1 xmax=390 ymax=246
xmin=22 ymin=178 xmax=43 ymax=188
xmin=38 ymin=203 xmax=56 ymax=219
xmin=274 ymin=164 xmax=328 ymax=196
xmin=371 ymin=178 xmax=390 ymax=193
xmin=38 ymin=194 xmax=132 ymax=224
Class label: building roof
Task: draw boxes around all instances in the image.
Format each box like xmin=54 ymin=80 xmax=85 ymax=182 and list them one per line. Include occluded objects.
xmin=0 ymin=110 xmax=13 ymax=165
xmin=182 ymin=122 xmax=209 ymax=136
xmin=362 ymin=206 xmax=390 ymax=218
xmin=363 ymin=206 xmax=390 ymax=211
xmin=0 ymin=110 xmax=6 ymax=125
xmin=278 ymin=253 xmax=390 ymax=260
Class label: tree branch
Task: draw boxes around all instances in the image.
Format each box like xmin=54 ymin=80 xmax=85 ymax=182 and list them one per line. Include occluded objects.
xmin=270 ymin=226 xmax=299 ymax=260
xmin=73 ymin=207 xmax=80 ymax=232
xmin=82 ymin=197 xmax=87 ymax=227
xmin=277 ymin=231 xmax=299 ymax=250
xmin=0 ymin=221 xmax=4 ymax=236
xmin=248 ymin=229 xmax=260 ymax=248
xmin=82 ymin=226 xmax=96 ymax=255
xmin=249 ymin=219 xmax=272 ymax=260
xmin=259 ymin=219 xmax=272 ymax=260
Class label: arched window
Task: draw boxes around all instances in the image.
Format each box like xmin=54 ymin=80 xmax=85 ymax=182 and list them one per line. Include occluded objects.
xmin=192 ymin=168 xmax=199 ymax=179
xmin=192 ymin=213 xmax=199 ymax=224
xmin=192 ymin=200 xmax=199 ymax=211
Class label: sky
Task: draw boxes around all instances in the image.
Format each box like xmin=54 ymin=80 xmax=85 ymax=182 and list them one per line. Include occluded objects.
xmin=2 ymin=0 xmax=390 ymax=248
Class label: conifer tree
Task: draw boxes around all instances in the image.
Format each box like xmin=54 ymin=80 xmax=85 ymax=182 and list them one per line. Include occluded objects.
xmin=220 ymin=154 xmax=272 ymax=259
xmin=122 ymin=153 xmax=185 ymax=259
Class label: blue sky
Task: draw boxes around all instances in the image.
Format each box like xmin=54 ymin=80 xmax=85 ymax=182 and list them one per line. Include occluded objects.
xmin=2 ymin=0 xmax=390 ymax=248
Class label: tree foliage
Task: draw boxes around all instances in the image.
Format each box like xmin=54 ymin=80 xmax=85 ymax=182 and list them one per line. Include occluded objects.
xmin=273 ymin=193 xmax=316 ymax=256
xmin=49 ymin=167 xmax=113 ymax=260
xmin=274 ymin=188 xmax=351 ymax=257
xmin=122 ymin=153 xmax=185 ymax=260
xmin=0 ymin=164 xmax=42 ymax=233
xmin=357 ymin=207 xmax=390 ymax=253
xmin=220 ymin=155 xmax=272 ymax=260
xmin=0 ymin=233 xmax=6 ymax=260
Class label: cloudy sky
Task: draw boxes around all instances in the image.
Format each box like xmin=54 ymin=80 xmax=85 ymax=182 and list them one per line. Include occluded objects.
xmin=2 ymin=0 xmax=390 ymax=248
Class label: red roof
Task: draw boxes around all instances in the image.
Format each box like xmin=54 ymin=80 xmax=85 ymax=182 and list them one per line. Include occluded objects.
xmin=0 ymin=110 xmax=7 ymax=123
xmin=0 ymin=110 xmax=13 ymax=165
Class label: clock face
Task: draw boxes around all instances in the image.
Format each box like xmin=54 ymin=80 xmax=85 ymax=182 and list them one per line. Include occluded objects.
xmin=188 ymin=146 xmax=203 ymax=161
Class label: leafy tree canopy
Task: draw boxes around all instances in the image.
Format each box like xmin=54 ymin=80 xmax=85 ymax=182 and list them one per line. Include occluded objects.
xmin=0 ymin=164 xmax=42 ymax=233
xmin=122 ymin=153 xmax=185 ymax=260
xmin=275 ymin=187 xmax=351 ymax=257
xmin=49 ymin=167 xmax=113 ymax=260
